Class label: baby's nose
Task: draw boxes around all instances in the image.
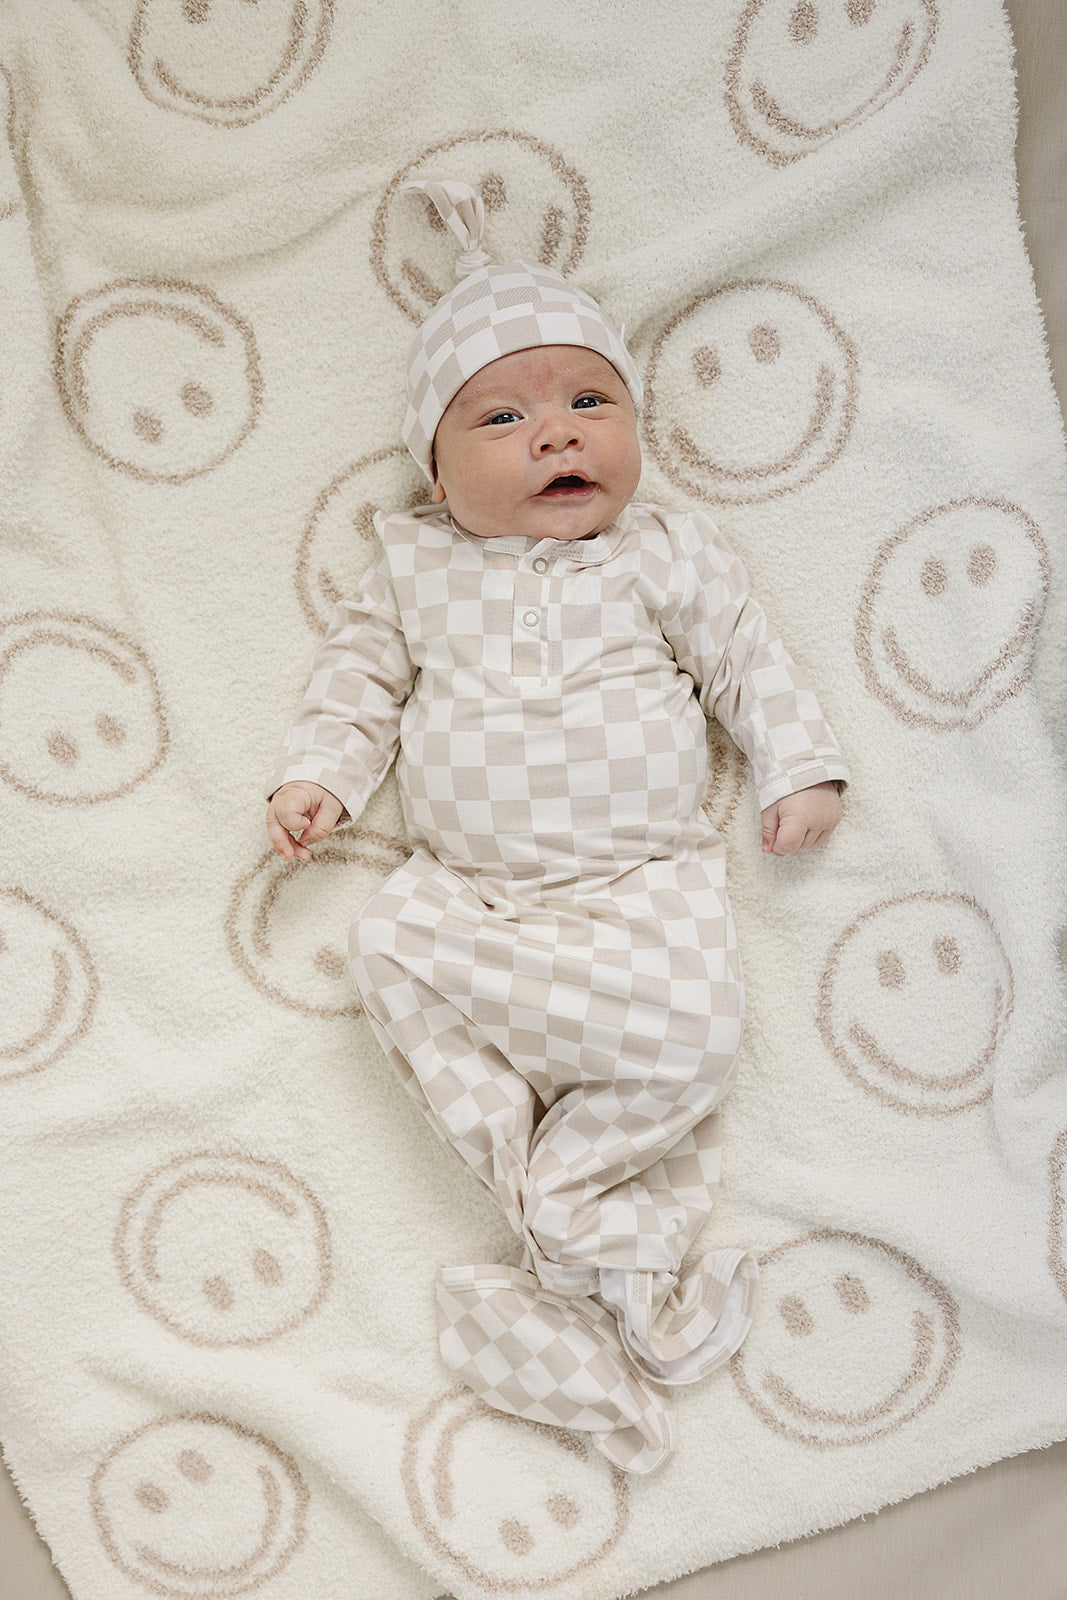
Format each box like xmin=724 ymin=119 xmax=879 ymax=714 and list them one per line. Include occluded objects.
xmin=537 ymin=411 xmax=581 ymax=450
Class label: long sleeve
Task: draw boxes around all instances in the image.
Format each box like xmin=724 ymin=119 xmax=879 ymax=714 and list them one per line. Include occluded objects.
xmin=658 ymin=510 xmax=850 ymax=811
xmin=265 ymin=553 xmax=418 ymax=824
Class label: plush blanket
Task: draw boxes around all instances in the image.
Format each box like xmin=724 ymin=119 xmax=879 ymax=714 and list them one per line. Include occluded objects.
xmin=1 ymin=3 xmax=1066 ymax=1599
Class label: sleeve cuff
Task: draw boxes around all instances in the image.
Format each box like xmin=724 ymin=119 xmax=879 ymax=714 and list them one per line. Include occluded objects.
xmin=754 ymin=760 xmax=851 ymax=812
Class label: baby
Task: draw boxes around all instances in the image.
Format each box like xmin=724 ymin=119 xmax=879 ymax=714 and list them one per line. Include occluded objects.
xmin=266 ymin=179 xmax=848 ymax=1473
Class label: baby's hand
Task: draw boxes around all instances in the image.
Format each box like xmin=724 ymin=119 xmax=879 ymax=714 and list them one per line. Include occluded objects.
xmin=266 ymin=782 xmax=345 ymax=861
xmin=760 ymin=781 xmax=842 ymax=857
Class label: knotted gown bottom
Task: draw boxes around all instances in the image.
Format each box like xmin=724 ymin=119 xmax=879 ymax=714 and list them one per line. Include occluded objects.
xmin=349 ymin=844 xmax=760 ymax=1473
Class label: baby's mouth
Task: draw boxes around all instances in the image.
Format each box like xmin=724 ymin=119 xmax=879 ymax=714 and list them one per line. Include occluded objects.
xmin=538 ymin=474 xmax=596 ymax=498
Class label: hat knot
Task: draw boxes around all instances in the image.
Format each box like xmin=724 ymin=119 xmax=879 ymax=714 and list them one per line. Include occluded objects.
xmin=400 ymin=178 xmax=494 ymax=280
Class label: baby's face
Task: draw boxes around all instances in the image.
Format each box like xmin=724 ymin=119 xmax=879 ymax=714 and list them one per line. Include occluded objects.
xmin=431 ymin=346 xmax=641 ymax=541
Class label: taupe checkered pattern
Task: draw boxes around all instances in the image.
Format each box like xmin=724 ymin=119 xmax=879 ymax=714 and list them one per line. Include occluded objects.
xmin=400 ymin=178 xmax=643 ymax=480
xmin=435 ymin=1262 xmax=676 ymax=1475
xmin=270 ymin=499 xmax=848 ymax=1465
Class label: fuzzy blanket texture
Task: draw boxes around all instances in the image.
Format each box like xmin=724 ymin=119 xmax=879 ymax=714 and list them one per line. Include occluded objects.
xmin=1 ymin=2 xmax=1066 ymax=1599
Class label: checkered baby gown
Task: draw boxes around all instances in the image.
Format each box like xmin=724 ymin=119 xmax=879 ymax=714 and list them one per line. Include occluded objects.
xmin=274 ymin=495 xmax=848 ymax=1471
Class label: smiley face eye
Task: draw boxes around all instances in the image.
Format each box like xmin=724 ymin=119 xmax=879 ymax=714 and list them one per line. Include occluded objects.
xmin=846 ymin=0 xmax=876 ymax=24
xmin=182 ymin=0 xmax=210 ymax=21
xmin=540 ymin=206 xmax=566 ymax=265
xmin=876 ymin=948 xmax=904 ymax=987
xmin=920 ymin=556 xmax=947 ymax=597
xmin=253 ymin=1248 xmax=283 ymax=1286
xmin=136 ymin=1480 xmax=169 ymax=1512
xmin=47 ymin=730 xmax=79 ymax=767
xmin=96 ymin=713 xmax=127 ymax=748
xmin=177 ymin=1449 xmax=213 ymax=1484
xmin=933 ymin=934 xmax=960 ymax=974
xmin=834 ymin=1272 xmax=870 ymax=1312
xmin=133 ymin=409 xmax=163 ymax=444
xmin=481 ymin=171 xmax=507 ymax=213
xmin=968 ymin=543 xmax=996 ymax=586
xmin=546 ymin=1493 xmax=580 ymax=1528
xmin=749 ymin=324 xmax=781 ymax=363
xmin=181 ymin=381 xmax=213 ymax=417
xmin=204 ymin=1274 xmax=234 ymax=1311
xmin=789 ymin=1 xmax=818 ymax=42
xmin=692 ymin=345 xmax=721 ymax=386
xmin=778 ymin=1293 xmax=814 ymax=1335
xmin=499 ymin=1516 xmax=534 ymax=1555
xmin=313 ymin=946 xmax=347 ymax=980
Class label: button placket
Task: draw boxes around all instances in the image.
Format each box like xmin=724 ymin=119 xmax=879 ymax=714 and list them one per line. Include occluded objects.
xmin=511 ymin=550 xmax=555 ymax=682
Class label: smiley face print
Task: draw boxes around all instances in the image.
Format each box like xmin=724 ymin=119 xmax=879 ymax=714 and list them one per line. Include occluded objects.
xmin=0 ymin=887 xmax=97 ymax=1081
xmin=295 ymin=448 xmax=430 ymax=634
xmin=816 ymin=890 xmax=1013 ymax=1116
xmin=90 ymin=1414 xmax=308 ymax=1596
xmin=404 ymin=1389 xmax=629 ymax=1592
xmin=643 ymin=281 xmax=857 ymax=503
xmin=114 ymin=1153 xmax=332 ymax=1347
xmin=55 ymin=280 xmax=262 ymax=483
xmin=725 ymin=0 xmax=939 ymax=165
xmin=372 ymin=132 xmax=590 ymax=322
xmin=855 ymin=498 xmax=1049 ymax=730
xmin=128 ymin=0 xmax=333 ymax=127
xmin=731 ymin=1230 xmax=960 ymax=1447
xmin=227 ymin=830 xmax=410 ymax=1017
xmin=0 ymin=614 xmax=168 ymax=805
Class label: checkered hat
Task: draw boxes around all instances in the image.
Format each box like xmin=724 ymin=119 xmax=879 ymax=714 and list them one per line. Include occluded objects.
xmin=400 ymin=178 xmax=643 ymax=480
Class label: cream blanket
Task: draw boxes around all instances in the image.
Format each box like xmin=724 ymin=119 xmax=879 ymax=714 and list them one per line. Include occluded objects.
xmin=1 ymin=2 xmax=1066 ymax=1598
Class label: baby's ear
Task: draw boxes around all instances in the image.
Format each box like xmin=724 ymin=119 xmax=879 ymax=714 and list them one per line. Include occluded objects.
xmin=431 ymin=471 xmax=446 ymax=504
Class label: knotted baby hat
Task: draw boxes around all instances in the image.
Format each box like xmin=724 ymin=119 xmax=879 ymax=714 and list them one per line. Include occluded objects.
xmin=400 ymin=178 xmax=643 ymax=481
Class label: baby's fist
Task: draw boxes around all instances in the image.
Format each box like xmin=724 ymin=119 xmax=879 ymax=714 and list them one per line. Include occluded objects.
xmin=761 ymin=781 xmax=842 ymax=856
xmin=266 ymin=782 xmax=344 ymax=861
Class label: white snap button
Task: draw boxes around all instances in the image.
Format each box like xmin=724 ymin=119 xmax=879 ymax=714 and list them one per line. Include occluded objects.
xmin=533 ymin=558 xmax=549 ymax=573
xmin=523 ymin=610 xmax=539 ymax=627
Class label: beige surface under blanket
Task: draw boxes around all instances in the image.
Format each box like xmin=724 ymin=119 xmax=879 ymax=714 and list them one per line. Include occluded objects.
xmin=2 ymin=1 xmax=1066 ymax=1598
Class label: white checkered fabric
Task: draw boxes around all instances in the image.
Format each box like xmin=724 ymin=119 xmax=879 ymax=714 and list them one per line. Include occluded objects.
xmin=269 ymin=499 xmax=848 ymax=1468
xmin=400 ymin=178 xmax=643 ymax=480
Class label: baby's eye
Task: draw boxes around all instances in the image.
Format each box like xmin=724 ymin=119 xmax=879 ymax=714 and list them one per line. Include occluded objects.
xmin=573 ymin=394 xmax=605 ymax=410
xmin=486 ymin=410 xmax=521 ymax=426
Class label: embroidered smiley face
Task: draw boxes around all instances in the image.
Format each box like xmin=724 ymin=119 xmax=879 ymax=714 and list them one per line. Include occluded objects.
xmin=643 ymin=281 xmax=858 ymax=503
xmin=295 ymin=447 xmax=430 ymax=634
xmin=0 ymin=887 xmax=97 ymax=1081
xmin=128 ymin=0 xmax=334 ymax=126
xmin=725 ymin=0 xmax=939 ymax=165
xmin=855 ymin=498 xmax=1049 ymax=730
xmin=55 ymin=279 xmax=262 ymax=483
xmin=227 ymin=830 xmax=410 ymax=1017
xmin=731 ymin=1230 xmax=960 ymax=1447
xmin=114 ymin=1153 xmax=332 ymax=1347
xmin=90 ymin=1415 xmax=308 ymax=1596
xmin=0 ymin=614 xmax=168 ymax=805
xmin=816 ymin=890 xmax=1013 ymax=1115
xmin=404 ymin=1390 xmax=629 ymax=1591
xmin=372 ymin=131 xmax=590 ymax=322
